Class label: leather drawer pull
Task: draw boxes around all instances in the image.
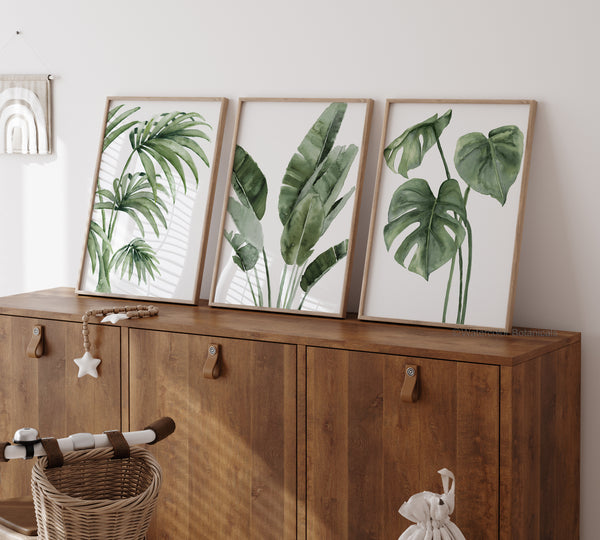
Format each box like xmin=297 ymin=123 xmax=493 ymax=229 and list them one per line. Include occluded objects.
xmin=26 ymin=325 xmax=44 ymax=358
xmin=401 ymin=364 xmax=419 ymax=403
xmin=203 ymin=344 xmax=220 ymax=379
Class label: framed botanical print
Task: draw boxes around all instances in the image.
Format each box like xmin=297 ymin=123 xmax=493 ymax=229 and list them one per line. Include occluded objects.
xmin=77 ymin=96 xmax=228 ymax=304
xmin=359 ymin=99 xmax=537 ymax=332
xmin=210 ymin=98 xmax=373 ymax=317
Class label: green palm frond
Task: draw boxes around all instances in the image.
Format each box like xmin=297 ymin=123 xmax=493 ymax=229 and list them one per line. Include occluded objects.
xmin=87 ymin=221 xmax=111 ymax=274
xmin=128 ymin=111 xmax=212 ymax=200
xmin=95 ymin=172 xmax=168 ymax=237
xmin=103 ymin=105 xmax=141 ymax=151
xmin=109 ymin=238 xmax=160 ymax=284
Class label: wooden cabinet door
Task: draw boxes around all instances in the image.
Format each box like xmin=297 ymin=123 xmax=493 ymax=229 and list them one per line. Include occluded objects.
xmin=0 ymin=315 xmax=121 ymax=498
xmin=306 ymin=347 xmax=499 ymax=540
xmin=129 ymin=329 xmax=297 ymax=540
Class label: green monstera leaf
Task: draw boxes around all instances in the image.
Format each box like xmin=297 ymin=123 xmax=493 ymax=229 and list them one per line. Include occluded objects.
xmin=384 ymin=178 xmax=467 ymax=280
xmin=232 ymin=145 xmax=268 ymax=220
xmin=384 ymin=110 xmax=452 ymax=178
xmin=454 ymin=125 xmax=524 ymax=205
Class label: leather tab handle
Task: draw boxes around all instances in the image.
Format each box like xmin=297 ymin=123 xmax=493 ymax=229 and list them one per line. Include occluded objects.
xmin=41 ymin=438 xmax=64 ymax=468
xmin=26 ymin=325 xmax=44 ymax=358
xmin=203 ymin=343 xmax=220 ymax=379
xmin=401 ymin=364 xmax=419 ymax=403
xmin=104 ymin=430 xmax=130 ymax=459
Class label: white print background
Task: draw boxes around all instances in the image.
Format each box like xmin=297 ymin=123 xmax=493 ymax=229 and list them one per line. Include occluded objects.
xmin=361 ymin=102 xmax=532 ymax=329
xmin=80 ymin=99 xmax=224 ymax=302
xmin=213 ymin=100 xmax=368 ymax=314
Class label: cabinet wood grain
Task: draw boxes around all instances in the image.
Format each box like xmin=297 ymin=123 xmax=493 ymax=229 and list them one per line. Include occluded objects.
xmin=0 ymin=289 xmax=581 ymax=539
xmin=0 ymin=314 xmax=120 ymax=499
xmin=306 ymin=348 xmax=499 ymax=539
xmin=128 ymin=329 xmax=297 ymax=540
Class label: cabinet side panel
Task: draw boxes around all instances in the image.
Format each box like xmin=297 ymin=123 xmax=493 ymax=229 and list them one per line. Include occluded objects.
xmin=502 ymin=359 xmax=541 ymax=538
xmin=539 ymin=344 xmax=580 ymax=539
xmin=501 ymin=344 xmax=580 ymax=539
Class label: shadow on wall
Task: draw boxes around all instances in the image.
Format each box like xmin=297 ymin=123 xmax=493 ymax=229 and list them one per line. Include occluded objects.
xmin=513 ymin=101 xmax=582 ymax=330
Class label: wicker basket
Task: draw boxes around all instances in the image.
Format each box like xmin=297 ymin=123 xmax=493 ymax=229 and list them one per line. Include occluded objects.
xmin=31 ymin=446 xmax=162 ymax=540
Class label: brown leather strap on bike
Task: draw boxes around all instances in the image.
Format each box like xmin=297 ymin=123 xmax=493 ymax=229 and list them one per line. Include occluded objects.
xmin=104 ymin=430 xmax=130 ymax=459
xmin=0 ymin=441 xmax=10 ymax=462
xmin=41 ymin=438 xmax=64 ymax=468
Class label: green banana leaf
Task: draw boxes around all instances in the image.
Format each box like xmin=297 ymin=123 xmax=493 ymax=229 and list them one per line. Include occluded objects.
xmin=232 ymin=145 xmax=268 ymax=220
xmin=454 ymin=125 xmax=524 ymax=205
xmin=129 ymin=111 xmax=212 ymax=200
xmin=292 ymin=144 xmax=358 ymax=234
xmin=384 ymin=178 xmax=467 ymax=280
xmin=278 ymin=102 xmax=347 ymax=225
xmin=280 ymin=193 xmax=325 ymax=266
xmin=224 ymin=230 xmax=260 ymax=272
xmin=300 ymin=239 xmax=348 ymax=294
xmin=109 ymin=238 xmax=160 ymax=284
xmin=384 ymin=110 xmax=452 ymax=178
xmin=227 ymin=197 xmax=264 ymax=251
xmin=103 ymin=105 xmax=140 ymax=151
xmin=311 ymin=144 xmax=358 ymax=214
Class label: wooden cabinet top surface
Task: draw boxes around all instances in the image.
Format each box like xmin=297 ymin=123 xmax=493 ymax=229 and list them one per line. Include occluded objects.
xmin=0 ymin=288 xmax=580 ymax=366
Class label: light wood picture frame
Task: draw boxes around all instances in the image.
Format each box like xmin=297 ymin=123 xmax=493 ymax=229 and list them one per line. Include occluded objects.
xmin=210 ymin=97 xmax=373 ymax=317
xmin=77 ymin=96 xmax=228 ymax=304
xmin=359 ymin=99 xmax=537 ymax=332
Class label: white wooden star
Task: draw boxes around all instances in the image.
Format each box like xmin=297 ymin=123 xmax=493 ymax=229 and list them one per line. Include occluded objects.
xmin=101 ymin=313 xmax=129 ymax=324
xmin=74 ymin=352 xmax=101 ymax=378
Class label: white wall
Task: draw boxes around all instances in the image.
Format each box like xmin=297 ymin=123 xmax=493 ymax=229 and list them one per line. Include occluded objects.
xmin=1 ymin=0 xmax=598 ymax=534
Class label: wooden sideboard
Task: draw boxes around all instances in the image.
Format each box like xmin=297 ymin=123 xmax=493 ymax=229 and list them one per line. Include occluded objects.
xmin=0 ymin=288 xmax=580 ymax=539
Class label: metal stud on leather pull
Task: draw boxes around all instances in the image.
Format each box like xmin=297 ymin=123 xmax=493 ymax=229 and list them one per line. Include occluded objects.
xmin=27 ymin=325 xmax=44 ymax=358
xmin=203 ymin=344 xmax=220 ymax=379
xmin=401 ymin=364 xmax=419 ymax=403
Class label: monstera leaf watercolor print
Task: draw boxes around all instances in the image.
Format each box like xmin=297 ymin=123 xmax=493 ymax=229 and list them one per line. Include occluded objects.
xmin=78 ymin=97 xmax=227 ymax=304
xmin=360 ymin=100 xmax=536 ymax=331
xmin=211 ymin=98 xmax=373 ymax=317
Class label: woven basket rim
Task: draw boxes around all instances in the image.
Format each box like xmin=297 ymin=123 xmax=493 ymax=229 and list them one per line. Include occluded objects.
xmin=32 ymin=446 xmax=161 ymax=511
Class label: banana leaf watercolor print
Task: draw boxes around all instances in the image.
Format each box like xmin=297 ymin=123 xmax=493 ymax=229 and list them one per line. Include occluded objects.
xmin=78 ymin=97 xmax=228 ymax=304
xmin=211 ymin=98 xmax=373 ymax=317
xmin=359 ymin=100 xmax=536 ymax=332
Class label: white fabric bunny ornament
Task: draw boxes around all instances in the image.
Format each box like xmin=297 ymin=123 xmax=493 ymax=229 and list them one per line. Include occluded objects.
xmin=398 ymin=468 xmax=466 ymax=540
